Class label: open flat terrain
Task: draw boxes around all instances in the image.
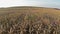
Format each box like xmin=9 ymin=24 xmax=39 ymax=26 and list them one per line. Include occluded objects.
xmin=0 ymin=6 xmax=60 ymax=34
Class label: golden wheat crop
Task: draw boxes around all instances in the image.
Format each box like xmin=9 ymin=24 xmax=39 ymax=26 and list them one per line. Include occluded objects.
xmin=0 ymin=6 xmax=60 ymax=34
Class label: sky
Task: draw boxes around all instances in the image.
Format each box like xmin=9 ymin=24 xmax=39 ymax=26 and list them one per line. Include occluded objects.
xmin=0 ymin=0 xmax=60 ymax=8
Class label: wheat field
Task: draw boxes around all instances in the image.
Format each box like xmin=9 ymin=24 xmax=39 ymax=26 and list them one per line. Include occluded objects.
xmin=0 ymin=6 xmax=60 ymax=34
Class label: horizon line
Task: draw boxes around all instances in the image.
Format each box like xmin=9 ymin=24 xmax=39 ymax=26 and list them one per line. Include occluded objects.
xmin=0 ymin=6 xmax=59 ymax=9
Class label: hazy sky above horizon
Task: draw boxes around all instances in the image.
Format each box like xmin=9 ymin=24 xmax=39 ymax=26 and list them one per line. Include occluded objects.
xmin=0 ymin=0 xmax=60 ymax=8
